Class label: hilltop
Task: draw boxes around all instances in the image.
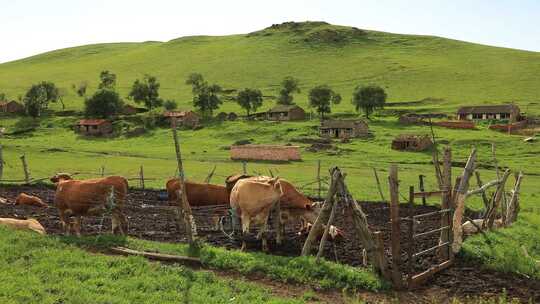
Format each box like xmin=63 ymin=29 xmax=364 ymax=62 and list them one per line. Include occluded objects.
xmin=0 ymin=21 xmax=539 ymax=114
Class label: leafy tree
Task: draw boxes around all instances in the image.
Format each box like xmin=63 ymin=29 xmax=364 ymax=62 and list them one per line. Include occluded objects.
xmin=0 ymin=92 xmax=6 ymax=101
xmin=186 ymin=73 xmax=222 ymax=117
xmin=163 ymin=99 xmax=178 ymax=110
xmin=128 ymin=75 xmax=163 ymax=110
xmin=277 ymin=76 xmax=300 ymax=105
xmin=23 ymin=81 xmax=61 ymax=117
xmin=236 ymin=88 xmax=263 ymax=116
xmin=98 ymin=70 xmax=116 ymax=90
xmin=84 ymin=89 xmax=123 ymax=118
xmin=73 ymin=81 xmax=88 ymax=97
xmin=308 ymin=85 xmax=341 ymax=119
xmin=352 ymin=85 xmax=387 ymax=119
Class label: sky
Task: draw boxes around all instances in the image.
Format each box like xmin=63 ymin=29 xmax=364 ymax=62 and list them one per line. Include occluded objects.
xmin=1 ymin=0 xmax=539 ymax=63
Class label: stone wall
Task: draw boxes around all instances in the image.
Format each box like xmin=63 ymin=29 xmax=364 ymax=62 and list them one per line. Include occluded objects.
xmin=230 ymin=145 xmax=301 ymax=161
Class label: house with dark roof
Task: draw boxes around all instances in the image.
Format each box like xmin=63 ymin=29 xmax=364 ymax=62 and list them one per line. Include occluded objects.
xmin=0 ymin=100 xmax=24 ymax=114
xmin=267 ymin=105 xmax=306 ymax=121
xmin=457 ymin=104 xmax=521 ymax=122
xmin=319 ymin=120 xmax=369 ymax=139
xmin=76 ymin=119 xmax=113 ymax=136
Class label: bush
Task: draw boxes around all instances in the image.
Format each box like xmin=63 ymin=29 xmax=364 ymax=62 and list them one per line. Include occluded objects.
xmin=163 ymin=100 xmax=178 ymax=110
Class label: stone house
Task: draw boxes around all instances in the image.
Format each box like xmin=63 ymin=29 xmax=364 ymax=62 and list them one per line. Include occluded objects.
xmin=267 ymin=105 xmax=306 ymax=121
xmin=457 ymin=104 xmax=521 ymax=122
xmin=163 ymin=111 xmax=200 ymax=128
xmin=391 ymin=134 xmax=433 ymax=152
xmin=319 ymin=120 xmax=369 ymax=139
xmin=76 ymin=119 xmax=113 ymax=136
xmin=0 ymin=101 xmax=24 ymax=114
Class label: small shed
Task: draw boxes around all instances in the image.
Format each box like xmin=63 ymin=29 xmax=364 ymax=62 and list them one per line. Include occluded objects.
xmin=228 ymin=112 xmax=238 ymax=121
xmin=122 ymin=104 xmax=147 ymax=115
xmin=215 ymin=112 xmax=228 ymax=121
xmin=319 ymin=120 xmax=369 ymax=139
xmin=164 ymin=111 xmax=200 ymax=128
xmin=391 ymin=134 xmax=433 ymax=152
xmin=230 ymin=145 xmax=301 ymax=161
xmin=267 ymin=105 xmax=306 ymax=121
xmin=457 ymin=104 xmax=521 ymax=122
xmin=0 ymin=101 xmax=24 ymax=114
xmin=76 ymin=119 xmax=113 ymax=136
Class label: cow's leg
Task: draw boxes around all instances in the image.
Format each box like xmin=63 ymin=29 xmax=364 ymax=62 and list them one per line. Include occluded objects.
xmin=111 ymin=210 xmax=126 ymax=235
xmin=240 ymin=214 xmax=250 ymax=252
xmin=58 ymin=209 xmax=71 ymax=235
xmin=73 ymin=216 xmax=82 ymax=237
xmin=256 ymin=212 xmax=271 ymax=252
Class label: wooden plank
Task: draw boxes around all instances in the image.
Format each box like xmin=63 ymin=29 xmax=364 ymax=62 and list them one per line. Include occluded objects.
xmin=409 ymin=259 xmax=453 ymax=289
xmin=413 ymin=209 xmax=451 ymax=219
xmin=407 ymin=186 xmax=415 ymax=284
xmin=413 ymin=242 xmax=450 ymax=258
xmin=413 ymin=226 xmax=449 ymax=239
xmin=388 ymin=164 xmax=403 ymax=288
xmin=110 ymin=247 xmax=202 ymax=266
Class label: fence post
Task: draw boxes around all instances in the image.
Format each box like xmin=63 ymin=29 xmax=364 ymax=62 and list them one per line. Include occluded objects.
xmin=419 ymin=175 xmax=426 ymax=206
xmin=0 ymin=144 xmax=3 ymax=181
xmin=205 ymin=165 xmax=217 ymax=184
xmin=139 ymin=165 xmax=145 ymax=190
xmin=316 ymin=197 xmax=337 ymax=262
xmin=439 ymin=147 xmax=452 ymax=260
xmin=407 ymin=186 xmax=415 ymax=286
xmin=100 ymin=165 xmax=105 ymax=177
xmin=388 ymin=164 xmax=403 ymax=288
xmin=20 ymin=154 xmax=30 ymax=184
xmin=373 ymin=168 xmax=386 ymax=201
xmin=317 ymin=160 xmax=321 ymax=199
xmin=242 ymin=161 xmax=247 ymax=175
xmin=171 ymin=120 xmax=197 ymax=245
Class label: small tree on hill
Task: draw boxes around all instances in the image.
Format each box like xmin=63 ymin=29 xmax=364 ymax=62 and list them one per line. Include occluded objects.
xmin=23 ymin=81 xmax=61 ymax=117
xmin=236 ymin=88 xmax=263 ymax=116
xmin=128 ymin=74 xmax=163 ymax=110
xmin=73 ymin=81 xmax=88 ymax=97
xmin=99 ymin=70 xmax=117 ymax=90
xmin=0 ymin=92 xmax=6 ymax=101
xmin=84 ymin=89 xmax=123 ymax=118
xmin=308 ymin=85 xmax=341 ymax=119
xmin=352 ymin=85 xmax=387 ymax=119
xmin=164 ymin=99 xmax=178 ymax=110
xmin=277 ymin=76 xmax=300 ymax=105
xmin=186 ymin=73 xmax=222 ymax=117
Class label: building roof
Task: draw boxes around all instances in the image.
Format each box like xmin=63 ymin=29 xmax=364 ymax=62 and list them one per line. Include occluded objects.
xmin=0 ymin=100 xmax=22 ymax=106
xmin=268 ymin=105 xmax=303 ymax=113
xmin=320 ymin=120 xmax=367 ymax=129
xmin=457 ymin=104 xmax=519 ymax=115
xmin=163 ymin=110 xmax=197 ymax=118
xmin=78 ymin=119 xmax=109 ymax=126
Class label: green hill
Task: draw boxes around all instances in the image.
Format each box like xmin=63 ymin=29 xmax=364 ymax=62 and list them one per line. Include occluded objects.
xmin=1 ymin=21 xmax=539 ymax=114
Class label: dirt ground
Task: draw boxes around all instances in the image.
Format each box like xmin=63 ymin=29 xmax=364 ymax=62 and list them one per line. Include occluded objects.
xmin=1 ymin=184 xmax=539 ymax=303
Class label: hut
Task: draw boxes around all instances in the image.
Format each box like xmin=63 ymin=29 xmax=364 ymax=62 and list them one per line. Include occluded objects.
xmin=391 ymin=134 xmax=433 ymax=152
xmin=0 ymin=101 xmax=24 ymax=114
xmin=215 ymin=112 xmax=228 ymax=121
xmin=163 ymin=111 xmax=200 ymax=128
xmin=457 ymin=104 xmax=521 ymax=122
xmin=228 ymin=112 xmax=238 ymax=121
xmin=267 ymin=105 xmax=306 ymax=121
xmin=230 ymin=145 xmax=301 ymax=161
xmin=319 ymin=120 xmax=369 ymax=139
xmin=122 ymin=104 xmax=147 ymax=115
xmin=76 ymin=119 xmax=113 ymax=136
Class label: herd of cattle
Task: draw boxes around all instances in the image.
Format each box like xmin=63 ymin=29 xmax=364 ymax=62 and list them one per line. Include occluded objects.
xmin=0 ymin=173 xmax=343 ymax=251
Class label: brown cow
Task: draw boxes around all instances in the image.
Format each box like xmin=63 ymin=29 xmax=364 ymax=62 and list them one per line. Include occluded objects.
xmin=166 ymin=179 xmax=229 ymax=206
xmin=15 ymin=193 xmax=48 ymax=208
xmin=230 ymin=177 xmax=283 ymax=252
xmin=0 ymin=218 xmax=46 ymax=235
xmin=50 ymin=173 xmax=128 ymax=236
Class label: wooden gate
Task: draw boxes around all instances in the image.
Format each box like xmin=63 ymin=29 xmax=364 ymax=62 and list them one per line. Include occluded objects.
xmin=406 ymin=187 xmax=454 ymax=289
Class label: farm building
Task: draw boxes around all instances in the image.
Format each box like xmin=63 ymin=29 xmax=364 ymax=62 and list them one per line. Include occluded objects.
xmin=76 ymin=119 xmax=113 ymax=136
xmin=227 ymin=112 xmax=238 ymax=121
xmin=391 ymin=134 xmax=433 ymax=151
xmin=122 ymin=104 xmax=147 ymax=115
xmin=319 ymin=120 xmax=369 ymax=139
xmin=163 ymin=111 xmax=200 ymax=128
xmin=457 ymin=104 xmax=521 ymax=122
xmin=230 ymin=145 xmax=301 ymax=161
xmin=267 ymin=105 xmax=306 ymax=121
xmin=215 ymin=112 xmax=228 ymax=121
xmin=0 ymin=100 xmax=24 ymax=114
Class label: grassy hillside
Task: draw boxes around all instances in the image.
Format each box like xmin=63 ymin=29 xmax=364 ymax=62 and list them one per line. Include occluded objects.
xmin=1 ymin=21 xmax=539 ymax=115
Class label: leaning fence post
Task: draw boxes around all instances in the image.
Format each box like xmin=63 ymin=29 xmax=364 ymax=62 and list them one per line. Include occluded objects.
xmin=419 ymin=175 xmax=426 ymax=206
xmin=373 ymin=168 xmax=386 ymax=201
xmin=0 ymin=144 xmax=3 ymax=181
xmin=171 ymin=120 xmax=197 ymax=245
xmin=388 ymin=164 xmax=403 ymax=288
xmin=316 ymin=197 xmax=337 ymax=262
xmin=407 ymin=186 xmax=415 ymax=286
xmin=20 ymin=154 xmax=30 ymax=184
xmin=439 ymin=147 xmax=452 ymax=260
xmin=139 ymin=165 xmax=145 ymax=190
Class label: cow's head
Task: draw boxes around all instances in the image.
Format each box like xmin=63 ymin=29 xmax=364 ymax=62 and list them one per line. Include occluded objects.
xmin=50 ymin=173 xmax=73 ymax=184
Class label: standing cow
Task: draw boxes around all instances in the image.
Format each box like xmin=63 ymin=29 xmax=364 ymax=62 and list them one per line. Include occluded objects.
xmin=50 ymin=173 xmax=128 ymax=236
xmin=165 ymin=179 xmax=229 ymax=206
xmin=230 ymin=176 xmax=283 ymax=252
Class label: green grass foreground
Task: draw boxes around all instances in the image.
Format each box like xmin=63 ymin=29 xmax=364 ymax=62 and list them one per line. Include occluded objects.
xmin=0 ymin=227 xmax=313 ymax=304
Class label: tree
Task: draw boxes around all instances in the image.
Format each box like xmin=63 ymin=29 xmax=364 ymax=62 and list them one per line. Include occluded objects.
xmin=84 ymin=89 xmax=123 ymax=118
xmin=308 ymin=85 xmax=341 ymax=119
xmin=0 ymin=92 xmax=6 ymax=101
xmin=277 ymin=76 xmax=300 ymax=105
xmin=236 ymin=88 xmax=263 ymax=116
xmin=352 ymin=85 xmax=387 ymax=119
xmin=128 ymin=74 xmax=163 ymax=110
xmin=23 ymin=81 xmax=61 ymax=117
xmin=99 ymin=70 xmax=116 ymax=90
xmin=164 ymin=99 xmax=178 ymax=110
xmin=73 ymin=81 xmax=88 ymax=97
xmin=186 ymin=73 xmax=222 ymax=117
